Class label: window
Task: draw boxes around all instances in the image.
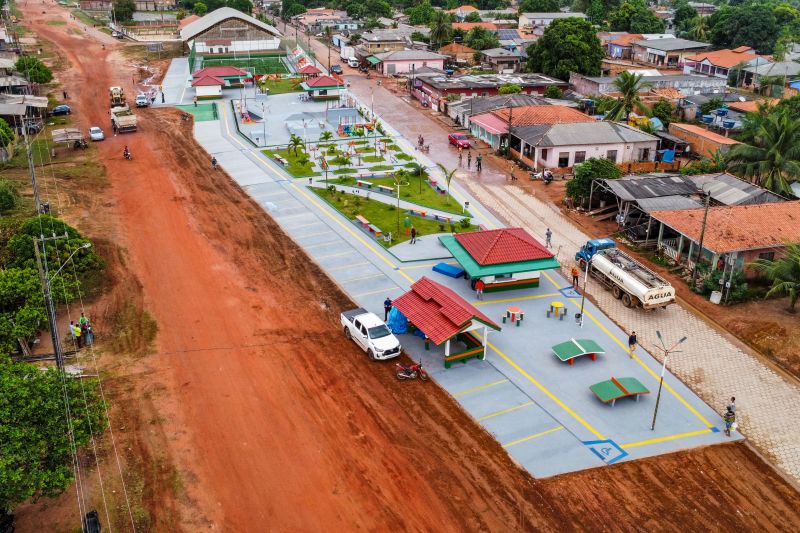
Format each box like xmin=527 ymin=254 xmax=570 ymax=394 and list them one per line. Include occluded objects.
xmin=606 ymin=150 xmax=618 ymax=162
xmin=540 ymin=149 xmax=548 ymax=161
xmin=558 ymin=152 xmax=570 ymax=167
xmin=638 ymin=148 xmax=650 ymax=161
xmin=758 ymin=252 xmax=775 ymax=261
xmin=574 ymin=151 xmax=586 ymax=164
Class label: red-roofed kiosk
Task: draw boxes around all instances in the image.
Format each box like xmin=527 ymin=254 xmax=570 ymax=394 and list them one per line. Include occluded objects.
xmin=392 ymin=277 xmax=501 ymax=368
xmin=439 ymin=228 xmax=560 ymax=292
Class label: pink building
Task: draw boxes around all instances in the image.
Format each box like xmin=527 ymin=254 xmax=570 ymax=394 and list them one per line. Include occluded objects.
xmin=374 ymin=50 xmax=447 ymax=76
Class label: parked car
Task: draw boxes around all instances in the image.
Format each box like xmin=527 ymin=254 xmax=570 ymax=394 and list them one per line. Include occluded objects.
xmin=50 ymin=104 xmax=71 ymax=116
xmin=112 ymin=30 xmax=123 ymax=39
xmin=330 ymin=64 xmax=343 ymax=75
xmin=341 ymin=308 xmax=401 ymax=360
xmin=448 ymin=132 xmax=471 ymax=149
xmin=135 ymin=93 xmax=149 ymax=107
xmin=88 ymin=126 xmax=105 ymax=141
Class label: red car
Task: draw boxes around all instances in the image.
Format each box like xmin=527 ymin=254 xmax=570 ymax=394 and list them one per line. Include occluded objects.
xmin=448 ymin=132 xmax=471 ymax=149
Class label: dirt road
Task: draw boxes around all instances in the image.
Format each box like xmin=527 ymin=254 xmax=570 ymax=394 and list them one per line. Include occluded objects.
xmin=15 ymin=5 xmax=800 ymax=531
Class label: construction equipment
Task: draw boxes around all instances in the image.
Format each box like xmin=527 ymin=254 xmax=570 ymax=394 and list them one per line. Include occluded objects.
xmin=111 ymin=104 xmax=137 ymax=133
xmin=109 ymin=86 xmax=125 ymax=106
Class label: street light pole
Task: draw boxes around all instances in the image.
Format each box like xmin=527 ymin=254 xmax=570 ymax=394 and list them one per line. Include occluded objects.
xmin=651 ymin=331 xmax=688 ymax=431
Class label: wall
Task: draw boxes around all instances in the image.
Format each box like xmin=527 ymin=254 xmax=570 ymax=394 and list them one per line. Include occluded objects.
xmin=196 ymin=38 xmax=280 ymax=53
xmin=668 ymin=123 xmax=737 ymax=157
xmin=195 ymin=85 xmax=222 ymax=99
xmin=379 ymin=58 xmax=445 ymax=75
xmin=514 ymin=139 xmax=658 ymax=168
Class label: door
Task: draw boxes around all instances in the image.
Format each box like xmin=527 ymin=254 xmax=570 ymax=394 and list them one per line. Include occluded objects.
xmin=353 ymin=320 xmax=369 ymax=349
xmin=386 ymin=63 xmax=396 ymax=75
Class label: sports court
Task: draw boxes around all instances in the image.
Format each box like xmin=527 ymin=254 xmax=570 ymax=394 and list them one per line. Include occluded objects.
xmin=200 ymin=55 xmax=289 ymax=75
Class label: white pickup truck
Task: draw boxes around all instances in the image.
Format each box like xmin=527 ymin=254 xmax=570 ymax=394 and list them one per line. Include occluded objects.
xmin=341 ymin=308 xmax=401 ymax=360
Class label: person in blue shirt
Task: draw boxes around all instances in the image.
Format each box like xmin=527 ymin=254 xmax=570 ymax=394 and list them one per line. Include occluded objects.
xmin=383 ymin=298 xmax=393 ymax=321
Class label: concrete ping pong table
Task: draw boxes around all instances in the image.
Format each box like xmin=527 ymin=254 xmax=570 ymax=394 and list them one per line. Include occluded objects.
xmin=552 ymin=338 xmax=605 ymax=366
xmin=590 ymin=377 xmax=650 ymax=406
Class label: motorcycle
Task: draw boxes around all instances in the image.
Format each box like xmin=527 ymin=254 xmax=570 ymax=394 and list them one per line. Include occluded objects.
xmin=530 ymin=169 xmax=554 ymax=184
xmin=73 ymin=139 xmax=87 ymax=150
xmin=396 ymin=361 xmax=429 ymax=381
xmin=123 ymin=150 xmax=132 ymax=161
xmin=420 ymin=144 xmax=430 ymax=154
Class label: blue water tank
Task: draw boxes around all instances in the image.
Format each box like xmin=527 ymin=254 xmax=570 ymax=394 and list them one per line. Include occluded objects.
xmin=723 ymin=120 xmax=735 ymax=129
xmin=716 ymin=108 xmax=728 ymax=116
xmin=702 ymin=115 xmax=714 ymax=124
xmin=695 ymin=110 xmax=702 ymax=119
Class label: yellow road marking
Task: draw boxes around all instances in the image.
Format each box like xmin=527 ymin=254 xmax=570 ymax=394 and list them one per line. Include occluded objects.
xmin=475 ymin=335 xmax=605 ymax=440
xmin=473 ymin=292 xmax=560 ymax=306
xmin=454 ymin=379 xmax=509 ymax=397
xmin=503 ymin=426 xmax=564 ymax=448
xmin=353 ymin=286 xmax=403 ymax=298
xmin=540 ymin=271 xmax=713 ymax=428
xmin=478 ymin=401 xmax=534 ymax=421
xmin=620 ymin=428 xmax=712 ymax=449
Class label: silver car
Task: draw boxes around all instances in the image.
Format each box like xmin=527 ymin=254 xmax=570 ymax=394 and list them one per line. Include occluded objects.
xmin=88 ymin=126 xmax=105 ymax=141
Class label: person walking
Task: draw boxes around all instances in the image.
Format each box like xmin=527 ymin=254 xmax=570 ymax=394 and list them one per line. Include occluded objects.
xmin=383 ymin=297 xmax=393 ymax=321
xmin=410 ymin=226 xmax=417 ymax=244
xmin=476 ymin=155 xmax=482 ymax=172
xmin=458 ymin=148 xmax=463 ymax=166
xmin=545 ymin=227 xmax=552 ymax=249
xmin=467 ymin=151 xmax=472 ymax=169
xmin=475 ymin=279 xmax=485 ymax=300
xmin=193 ymin=96 xmax=198 ymax=107
xmin=571 ymin=264 xmax=580 ymax=289
xmin=723 ymin=406 xmax=736 ymax=436
xmin=72 ymin=322 xmax=83 ymax=349
xmin=211 ymin=156 xmax=218 ymax=169
xmin=727 ymin=397 xmax=736 ymax=414
xmin=85 ymin=325 xmax=94 ymax=347
xmin=628 ymin=331 xmax=637 ymax=358
xmin=63 ymin=90 xmax=68 ymax=100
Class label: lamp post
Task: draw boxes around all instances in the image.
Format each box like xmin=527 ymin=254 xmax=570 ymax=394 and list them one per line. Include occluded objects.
xmin=651 ymin=331 xmax=688 ymax=431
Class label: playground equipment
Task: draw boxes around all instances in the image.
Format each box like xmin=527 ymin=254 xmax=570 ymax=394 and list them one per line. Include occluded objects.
xmin=337 ymin=122 xmax=375 ymax=137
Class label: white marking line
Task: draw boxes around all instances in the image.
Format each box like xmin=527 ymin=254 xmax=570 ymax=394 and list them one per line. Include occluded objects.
xmin=341 ymin=272 xmax=387 ymax=284
xmin=327 ymin=262 xmax=370 ymax=272
xmin=313 ymin=250 xmax=355 ymax=260
xmin=303 ymin=240 xmax=347 ymax=251
xmin=353 ymin=286 xmax=404 ymax=298
xmin=296 ymin=230 xmax=338 ymax=241
xmin=289 ymin=220 xmax=326 ymax=230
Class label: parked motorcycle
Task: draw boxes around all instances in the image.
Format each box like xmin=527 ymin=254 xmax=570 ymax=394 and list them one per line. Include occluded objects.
xmin=396 ymin=361 xmax=429 ymax=381
xmin=530 ymin=169 xmax=553 ymax=184
xmin=73 ymin=139 xmax=87 ymax=150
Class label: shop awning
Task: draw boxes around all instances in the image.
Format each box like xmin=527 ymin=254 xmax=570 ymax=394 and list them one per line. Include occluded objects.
xmin=366 ymin=56 xmax=382 ymax=65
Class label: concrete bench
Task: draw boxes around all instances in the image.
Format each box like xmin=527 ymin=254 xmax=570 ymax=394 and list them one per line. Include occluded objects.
xmin=356 ymin=180 xmax=373 ymax=189
xmin=377 ymin=185 xmax=393 ymax=194
xmin=368 ymin=224 xmax=383 ymax=237
xmin=355 ymin=215 xmax=369 ymax=228
xmin=273 ymin=155 xmax=287 ymax=166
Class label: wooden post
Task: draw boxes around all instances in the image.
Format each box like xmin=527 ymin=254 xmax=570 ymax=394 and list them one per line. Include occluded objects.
xmin=481 ymin=326 xmax=488 ymax=360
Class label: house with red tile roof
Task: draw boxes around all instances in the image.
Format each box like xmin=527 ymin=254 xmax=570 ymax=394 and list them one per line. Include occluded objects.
xmin=191 ymin=75 xmax=225 ymax=99
xmin=298 ymin=64 xmax=321 ymax=77
xmin=192 ymin=65 xmax=249 ymax=87
xmin=452 ymin=22 xmax=498 ymax=31
xmin=607 ymin=33 xmax=643 ymax=59
xmin=439 ymin=228 xmax=560 ymax=292
xmin=392 ymin=277 xmax=501 ymax=367
xmin=300 ymin=75 xmax=346 ymax=100
xmin=685 ymin=46 xmax=770 ymax=79
xmin=650 ymin=201 xmax=800 ymax=276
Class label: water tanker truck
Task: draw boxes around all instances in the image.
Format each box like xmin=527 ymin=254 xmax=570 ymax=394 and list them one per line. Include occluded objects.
xmin=575 ymin=238 xmax=676 ymax=309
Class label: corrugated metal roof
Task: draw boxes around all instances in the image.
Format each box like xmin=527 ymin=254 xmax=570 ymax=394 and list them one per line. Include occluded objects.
xmin=180 ymin=7 xmax=281 ymax=41
xmin=633 ymin=37 xmax=709 ymax=51
xmin=686 ymin=173 xmax=784 ymax=206
xmin=531 ymin=122 xmax=657 ymax=147
xmin=605 ymin=175 xmax=697 ymax=201
xmin=450 ymin=94 xmax=547 ymax=117
xmin=637 ymin=195 xmax=702 ymax=212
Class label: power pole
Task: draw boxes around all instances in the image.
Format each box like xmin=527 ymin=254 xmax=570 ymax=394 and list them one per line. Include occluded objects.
xmin=691 ymin=191 xmax=711 ymax=288
xmin=33 ymin=235 xmax=68 ymax=370
xmin=21 ymin=125 xmax=43 ymax=213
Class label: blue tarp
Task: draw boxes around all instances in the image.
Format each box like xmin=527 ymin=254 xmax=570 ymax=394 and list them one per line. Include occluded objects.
xmin=659 ymin=149 xmax=675 ymax=163
xmin=387 ymin=307 xmax=408 ymax=335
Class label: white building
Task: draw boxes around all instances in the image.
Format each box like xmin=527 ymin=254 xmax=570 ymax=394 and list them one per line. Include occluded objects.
xmin=180 ymin=7 xmax=282 ymax=54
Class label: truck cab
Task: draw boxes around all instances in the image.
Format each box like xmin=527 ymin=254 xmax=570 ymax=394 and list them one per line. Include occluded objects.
xmin=347 ymin=57 xmax=359 ymax=68
xmin=576 ymin=238 xmax=616 ymax=264
xmin=341 ymin=308 xmax=401 ymax=360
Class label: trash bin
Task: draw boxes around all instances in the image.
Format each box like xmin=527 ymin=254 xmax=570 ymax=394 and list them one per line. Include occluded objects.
xmin=710 ymin=291 xmax=722 ymax=304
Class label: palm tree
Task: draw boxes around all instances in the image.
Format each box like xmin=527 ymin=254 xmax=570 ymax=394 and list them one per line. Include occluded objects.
xmin=319 ymin=130 xmax=333 ymax=142
xmin=436 ymin=163 xmax=457 ymax=195
xmin=407 ymin=162 xmax=428 ymax=194
xmin=726 ymin=111 xmax=800 ymax=196
xmin=686 ymin=16 xmax=709 ymax=42
xmin=749 ymin=242 xmax=800 ymax=312
xmin=604 ymin=72 xmax=651 ymax=122
xmin=429 ymin=11 xmax=452 ymax=50
xmin=289 ymin=134 xmax=304 ymax=156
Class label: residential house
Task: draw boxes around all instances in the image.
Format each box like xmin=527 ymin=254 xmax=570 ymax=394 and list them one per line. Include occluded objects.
xmin=439 ymin=43 xmax=478 ymax=66
xmin=452 ymin=22 xmax=498 ymax=32
xmin=509 ymin=121 xmax=659 ymax=169
xmin=632 ymin=37 xmax=710 ymax=67
xmin=653 ymin=8 xmax=675 ymax=32
xmin=688 ymin=2 xmax=717 ymax=16
xmin=0 ymin=93 xmax=48 ymax=133
xmin=685 ymin=46 xmax=769 ymax=79
xmin=651 ymin=201 xmax=800 ymax=276
xmin=446 ymin=5 xmax=479 ymax=21
xmin=374 ymin=50 xmax=447 ymax=75
xmin=726 ymin=98 xmax=780 ymax=114
xmin=412 ymin=72 xmax=567 ymax=111
xmin=667 ymin=122 xmax=740 ymax=157
xmin=569 ymin=72 xmax=727 ymax=98
xmin=357 ymin=29 xmax=418 ymax=56
xmin=300 ymin=75 xmax=345 ymax=100
xmin=518 ymin=12 xmax=587 ymax=37
xmin=447 ymin=93 xmax=548 ymax=127
xmin=470 ymin=105 xmax=595 ymax=150
xmin=606 ymin=33 xmax=643 ymax=60
xmin=743 ymin=61 xmax=800 ymax=92
xmin=480 ymin=48 xmax=522 ymax=73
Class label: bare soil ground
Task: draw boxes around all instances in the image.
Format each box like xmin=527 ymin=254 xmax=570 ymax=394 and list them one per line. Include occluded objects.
xmin=14 ymin=5 xmax=800 ymax=531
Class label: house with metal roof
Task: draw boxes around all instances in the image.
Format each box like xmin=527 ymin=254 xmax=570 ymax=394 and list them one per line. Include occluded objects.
xmin=631 ymin=37 xmax=710 ymax=68
xmin=569 ymin=72 xmax=726 ymax=98
xmin=446 ymin=94 xmax=549 ymax=127
xmin=439 ymin=228 xmax=560 ymax=292
xmin=392 ymin=277 xmax=501 ymax=368
xmin=509 ymin=121 xmax=659 ymax=170
xmin=480 ymin=47 xmax=522 ymax=73
xmin=180 ymin=7 xmax=282 ymax=53
xmin=650 ymin=201 xmax=800 ymax=275
xmin=374 ymin=50 xmax=447 ymax=75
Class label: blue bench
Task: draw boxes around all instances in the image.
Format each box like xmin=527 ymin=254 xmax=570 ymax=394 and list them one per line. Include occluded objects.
xmin=433 ymin=262 xmax=465 ymax=278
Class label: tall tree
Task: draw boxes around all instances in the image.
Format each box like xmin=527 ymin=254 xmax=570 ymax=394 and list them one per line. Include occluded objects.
xmin=406 ymin=0 xmax=436 ymax=25
xmin=608 ymin=0 xmax=664 ymax=33
xmin=603 ymin=71 xmax=651 ymax=121
xmin=113 ymin=0 xmax=136 ymax=22
xmin=429 ymin=10 xmax=453 ymax=49
xmin=672 ymin=0 xmax=698 ymax=34
xmin=749 ymin=242 xmax=800 ymax=312
xmin=586 ymin=0 xmax=605 ymax=25
xmin=525 ymin=17 xmax=604 ymax=80
xmin=465 ymin=26 xmax=500 ymax=50
xmin=709 ymin=3 xmax=780 ymax=53
xmin=519 ymin=0 xmax=559 ymax=12
xmin=726 ymin=111 xmax=800 ymax=196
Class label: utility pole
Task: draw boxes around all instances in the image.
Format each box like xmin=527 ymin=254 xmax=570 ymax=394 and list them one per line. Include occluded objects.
xmin=21 ymin=125 xmax=43 ymax=213
xmin=691 ymin=190 xmax=711 ymax=288
xmin=651 ymin=331 xmax=688 ymax=431
xmin=33 ymin=235 xmax=68 ymax=370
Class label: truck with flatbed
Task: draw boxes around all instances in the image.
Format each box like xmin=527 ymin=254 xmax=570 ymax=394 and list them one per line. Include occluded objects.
xmin=341 ymin=308 xmax=402 ymax=360
xmin=576 ymin=238 xmax=676 ymax=309
xmin=111 ymin=104 xmax=137 ymax=133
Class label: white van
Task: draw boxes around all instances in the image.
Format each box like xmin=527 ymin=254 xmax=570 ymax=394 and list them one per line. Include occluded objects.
xmin=347 ymin=57 xmax=359 ymax=68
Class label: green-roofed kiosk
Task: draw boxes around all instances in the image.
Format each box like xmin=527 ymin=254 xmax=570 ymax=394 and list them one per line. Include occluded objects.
xmin=439 ymin=227 xmax=560 ymax=292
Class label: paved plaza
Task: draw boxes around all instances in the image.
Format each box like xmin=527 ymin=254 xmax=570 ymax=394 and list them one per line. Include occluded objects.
xmin=158 ymin=57 xmax=752 ymax=478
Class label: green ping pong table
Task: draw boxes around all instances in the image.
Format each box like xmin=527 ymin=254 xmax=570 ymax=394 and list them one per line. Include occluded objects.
xmin=551 ymin=338 xmax=605 ymax=366
xmin=590 ymin=377 xmax=650 ymax=406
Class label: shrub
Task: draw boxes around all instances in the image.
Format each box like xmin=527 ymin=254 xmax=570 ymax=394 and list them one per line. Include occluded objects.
xmin=459 ymin=217 xmax=471 ymax=229
xmin=543 ymin=86 xmax=564 ymax=99
xmin=0 ymin=179 xmax=21 ymax=212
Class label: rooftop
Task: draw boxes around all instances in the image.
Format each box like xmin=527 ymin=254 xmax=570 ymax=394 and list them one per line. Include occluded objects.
xmin=609 ymin=33 xmax=644 ymax=47
xmin=298 ymin=64 xmax=322 ymax=74
xmin=669 ymin=122 xmax=741 ymax=145
xmin=726 ymin=98 xmax=780 ymax=113
xmin=454 ymin=228 xmax=553 ymax=265
xmin=439 ymin=43 xmax=477 ymax=54
xmin=481 ymin=47 xmax=521 ymax=59
xmin=521 ymin=12 xmax=587 ymax=19
xmin=391 ymin=277 xmax=500 ymax=345
xmin=512 ymin=121 xmax=658 ymax=147
xmin=192 ymin=65 xmax=249 ymax=78
xmin=302 ymin=75 xmax=345 ymax=88
xmin=416 ymin=72 xmax=564 ymax=90
xmin=633 ymin=37 xmax=710 ymax=51
xmin=744 ymin=61 xmax=800 ymax=77
xmin=493 ymin=105 xmax=594 ymax=126
xmin=191 ymin=75 xmax=225 ymax=87
xmin=375 ymin=50 xmax=447 ymax=61
xmin=452 ymin=22 xmax=498 ymax=31
xmin=449 ymin=94 xmax=548 ymax=116
xmin=686 ymin=47 xmax=763 ymax=68
xmin=651 ymin=201 xmax=800 ymax=253
xmin=180 ymin=7 xmax=281 ymax=42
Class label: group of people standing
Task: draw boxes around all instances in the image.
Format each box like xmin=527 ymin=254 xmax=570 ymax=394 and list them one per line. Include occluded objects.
xmin=69 ymin=313 xmax=93 ymax=349
xmin=457 ymin=147 xmax=482 ymax=172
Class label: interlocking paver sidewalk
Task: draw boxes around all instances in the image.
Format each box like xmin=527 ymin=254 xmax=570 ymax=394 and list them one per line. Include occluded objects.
xmin=463 ymin=180 xmax=800 ymax=482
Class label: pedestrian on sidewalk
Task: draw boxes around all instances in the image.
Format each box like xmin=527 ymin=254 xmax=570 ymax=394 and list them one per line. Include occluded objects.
xmin=545 ymin=227 xmax=552 ymax=248
xmin=161 ymin=92 xmax=165 ymax=103
xmin=458 ymin=147 xmax=463 ymax=166
xmin=727 ymin=397 xmax=736 ymax=413
xmin=475 ymin=279 xmax=485 ymax=300
xmin=571 ymin=264 xmax=580 ymax=289
xmin=723 ymin=406 xmax=736 ymax=436
xmin=410 ymin=226 xmax=417 ymax=244
xmin=383 ymin=297 xmax=393 ymax=321
xmin=628 ymin=331 xmax=637 ymax=358
xmin=211 ymin=156 xmax=218 ymax=169
xmin=467 ymin=151 xmax=472 ymax=169
xmin=476 ymin=155 xmax=482 ymax=172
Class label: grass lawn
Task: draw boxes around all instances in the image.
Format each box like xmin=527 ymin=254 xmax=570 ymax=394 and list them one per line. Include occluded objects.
xmin=203 ymin=56 xmax=288 ymax=75
xmin=333 ymin=167 xmax=357 ymax=174
xmin=263 ymin=148 xmax=320 ymax=178
xmin=362 ymin=155 xmax=384 ymax=163
xmin=313 ymin=188 xmax=475 ymax=247
xmin=328 ymin=175 xmax=463 ymax=214
xmin=260 ymin=77 xmax=303 ymax=94
xmin=395 ymin=152 xmax=413 ymax=160
xmin=47 ymin=20 xmax=67 ymax=26
xmin=369 ymin=165 xmax=395 ymax=171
